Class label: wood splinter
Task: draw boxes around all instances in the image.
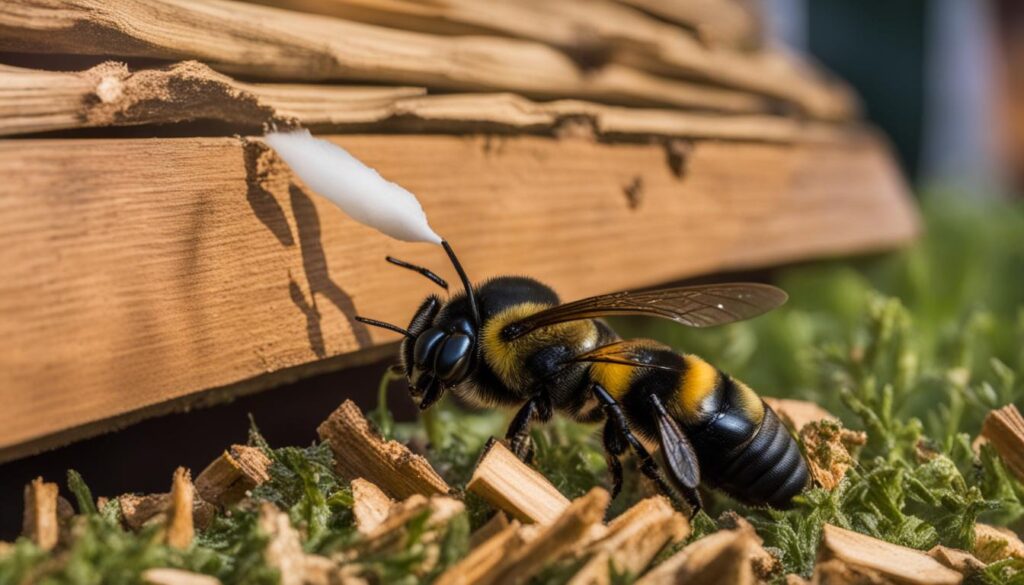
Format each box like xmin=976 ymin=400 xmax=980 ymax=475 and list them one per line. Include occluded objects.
xmin=981 ymin=404 xmax=1024 ymax=482
xmin=816 ymin=524 xmax=962 ymax=585
xmin=351 ymin=477 xmax=395 ymax=535
xmin=467 ymin=439 xmax=571 ymax=525
xmin=317 ymin=400 xmax=449 ymax=499
xmin=194 ymin=444 xmax=272 ymax=507
xmin=166 ymin=467 xmax=195 ymax=549
xmin=22 ymin=477 xmax=65 ymax=551
xmin=141 ymin=568 xmax=223 ymax=585
xmin=636 ymin=522 xmax=768 ymax=585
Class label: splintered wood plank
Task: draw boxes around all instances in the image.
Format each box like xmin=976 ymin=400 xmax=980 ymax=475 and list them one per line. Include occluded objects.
xmin=0 ymin=62 xmax=424 ymax=136
xmin=0 ymin=0 xmax=770 ymax=114
xmin=0 ymin=132 xmax=916 ymax=460
xmin=194 ymin=445 xmax=272 ymax=507
xmin=22 ymin=478 xmax=60 ymax=551
xmin=0 ymin=62 xmax=846 ymax=143
xmin=241 ymin=0 xmax=852 ymax=119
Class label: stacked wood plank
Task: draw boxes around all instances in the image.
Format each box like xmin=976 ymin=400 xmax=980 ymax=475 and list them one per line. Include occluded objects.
xmin=0 ymin=0 xmax=918 ymax=460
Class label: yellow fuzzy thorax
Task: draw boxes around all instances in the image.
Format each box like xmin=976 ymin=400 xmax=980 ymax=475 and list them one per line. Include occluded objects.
xmin=590 ymin=361 xmax=635 ymax=399
xmin=480 ymin=302 xmax=597 ymax=390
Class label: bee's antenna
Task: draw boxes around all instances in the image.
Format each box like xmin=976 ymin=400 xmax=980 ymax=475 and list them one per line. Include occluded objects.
xmin=441 ymin=240 xmax=481 ymax=327
xmin=355 ymin=316 xmax=415 ymax=339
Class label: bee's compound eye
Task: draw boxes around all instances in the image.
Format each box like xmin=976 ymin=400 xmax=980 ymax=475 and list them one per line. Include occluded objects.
xmin=413 ymin=328 xmax=446 ymax=368
xmin=435 ymin=333 xmax=473 ymax=382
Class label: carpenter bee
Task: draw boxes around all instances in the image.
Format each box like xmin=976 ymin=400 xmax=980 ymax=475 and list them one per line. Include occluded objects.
xmin=355 ymin=242 xmax=809 ymax=513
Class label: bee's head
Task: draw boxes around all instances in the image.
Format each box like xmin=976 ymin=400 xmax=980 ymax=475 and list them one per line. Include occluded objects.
xmin=356 ymin=241 xmax=481 ymax=410
xmin=405 ymin=316 xmax=476 ymax=397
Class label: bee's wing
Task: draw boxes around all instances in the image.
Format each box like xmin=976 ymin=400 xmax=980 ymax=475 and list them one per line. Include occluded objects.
xmin=505 ymin=283 xmax=787 ymax=340
xmin=571 ymin=341 xmax=701 ymax=492
xmin=568 ymin=340 xmax=682 ymax=372
xmin=651 ymin=396 xmax=701 ymax=491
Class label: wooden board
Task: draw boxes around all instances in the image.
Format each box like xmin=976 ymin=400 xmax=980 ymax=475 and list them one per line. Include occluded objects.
xmin=0 ymin=61 xmax=848 ymax=143
xmin=0 ymin=132 xmax=916 ymax=461
xmin=0 ymin=0 xmax=773 ymax=115
xmin=240 ymin=0 xmax=852 ymax=119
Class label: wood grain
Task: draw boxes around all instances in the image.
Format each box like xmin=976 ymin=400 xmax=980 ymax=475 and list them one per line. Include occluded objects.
xmin=0 ymin=132 xmax=916 ymax=461
xmin=818 ymin=524 xmax=962 ymax=585
xmin=0 ymin=0 xmax=773 ymax=115
xmin=614 ymin=0 xmax=760 ymax=48
xmin=0 ymin=62 xmax=847 ymax=143
xmin=241 ymin=0 xmax=852 ymax=119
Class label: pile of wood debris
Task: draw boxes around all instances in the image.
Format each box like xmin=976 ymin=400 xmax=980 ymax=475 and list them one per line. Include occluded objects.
xmin=13 ymin=400 xmax=1024 ymax=584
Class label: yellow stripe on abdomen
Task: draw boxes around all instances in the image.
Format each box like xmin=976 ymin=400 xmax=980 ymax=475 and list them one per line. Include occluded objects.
xmin=677 ymin=355 xmax=719 ymax=419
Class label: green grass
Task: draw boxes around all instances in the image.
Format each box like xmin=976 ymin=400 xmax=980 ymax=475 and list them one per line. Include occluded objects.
xmin=3 ymin=193 xmax=1023 ymax=584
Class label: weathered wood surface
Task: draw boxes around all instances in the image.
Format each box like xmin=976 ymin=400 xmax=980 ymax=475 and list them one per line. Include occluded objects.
xmin=0 ymin=0 xmax=775 ymax=115
xmin=0 ymin=132 xmax=916 ymax=461
xmin=241 ymin=0 xmax=851 ymax=119
xmin=0 ymin=62 xmax=849 ymax=143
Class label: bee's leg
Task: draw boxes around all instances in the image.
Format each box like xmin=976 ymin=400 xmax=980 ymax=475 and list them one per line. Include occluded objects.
xmin=593 ymin=384 xmax=678 ymax=501
xmin=602 ymin=420 xmax=626 ymax=499
xmin=505 ymin=394 xmax=553 ymax=461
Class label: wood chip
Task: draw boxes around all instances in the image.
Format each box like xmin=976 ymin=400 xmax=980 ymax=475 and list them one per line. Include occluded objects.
xmin=317 ymin=400 xmax=449 ymax=499
xmin=195 ymin=444 xmax=272 ymax=507
xmin=811 ymin=558 xmax=888 ymax=584
xmin=467 ymin=439 xmax=571 ymax=525
xmin=800 ymin=420 xmax=866 ymax=490
xmin=351 ymin=478 xmax=394 ymax=535
xmin=469 ymin=512 xmax=511 ymax=550
xmin=119 ymin=492 xmax=215 ymax=532
xmin=928 ymin=546 xmax=986 ymax=574
xmin=981 ymin=405 xmax=1024 ymax=482
xmin=764 ymin=398 xmax=838 ymax=432
xmin=22 ymin=477 xmax=59 ymax=551
xmin=635 ymin=528 xmax=758 ymax=585
xmin=258 ymin=503 xmax=308 ymax=585
xmin=488 ymin=488 xmax=610 ymax=585
xmin=167 ymin=467 xmax=195 ymax=549
xmin=142 ymin=568 xmax=222 ymax=585
xmin=569 ymin=496 xmax=690 ymax=584
xmin=817 ymin=524 xmax=962 ymax=585
xmin=435 ymin=519 xmax=527 ymax=585
xmin=973 ymin=523 xmax=1024 ymax=563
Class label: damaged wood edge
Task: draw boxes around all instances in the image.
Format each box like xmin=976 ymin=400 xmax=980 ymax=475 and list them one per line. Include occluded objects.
xmin=635 ymin=528 xmax=760 ymax=585
xmin=614 ymin=0 xmax=760 ymax=48
xmin=0 ymin=62 xmax=852 ymax=144
xmin=436 ymin=519 xmax=526 ymax=585
xmin=317 ymin=400 xmax=450 ymax=499
xmin=817 ymin=524 xmax=962 ymax=585
xmin=467 ymin=439 xmax=571 ymax=526
xmin=0 ymin=0 xmax=773 ymax=115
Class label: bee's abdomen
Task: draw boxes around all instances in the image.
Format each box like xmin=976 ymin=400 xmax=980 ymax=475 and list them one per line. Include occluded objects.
xmin=681 ymin=372 xmax=808 ymax=507
xmin=701 ymin=405 xmax=807 ymax=507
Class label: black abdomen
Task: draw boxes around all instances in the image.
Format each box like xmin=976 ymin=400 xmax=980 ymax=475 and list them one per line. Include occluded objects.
xmin=691 ymin=402 xmax=808 ymax=507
